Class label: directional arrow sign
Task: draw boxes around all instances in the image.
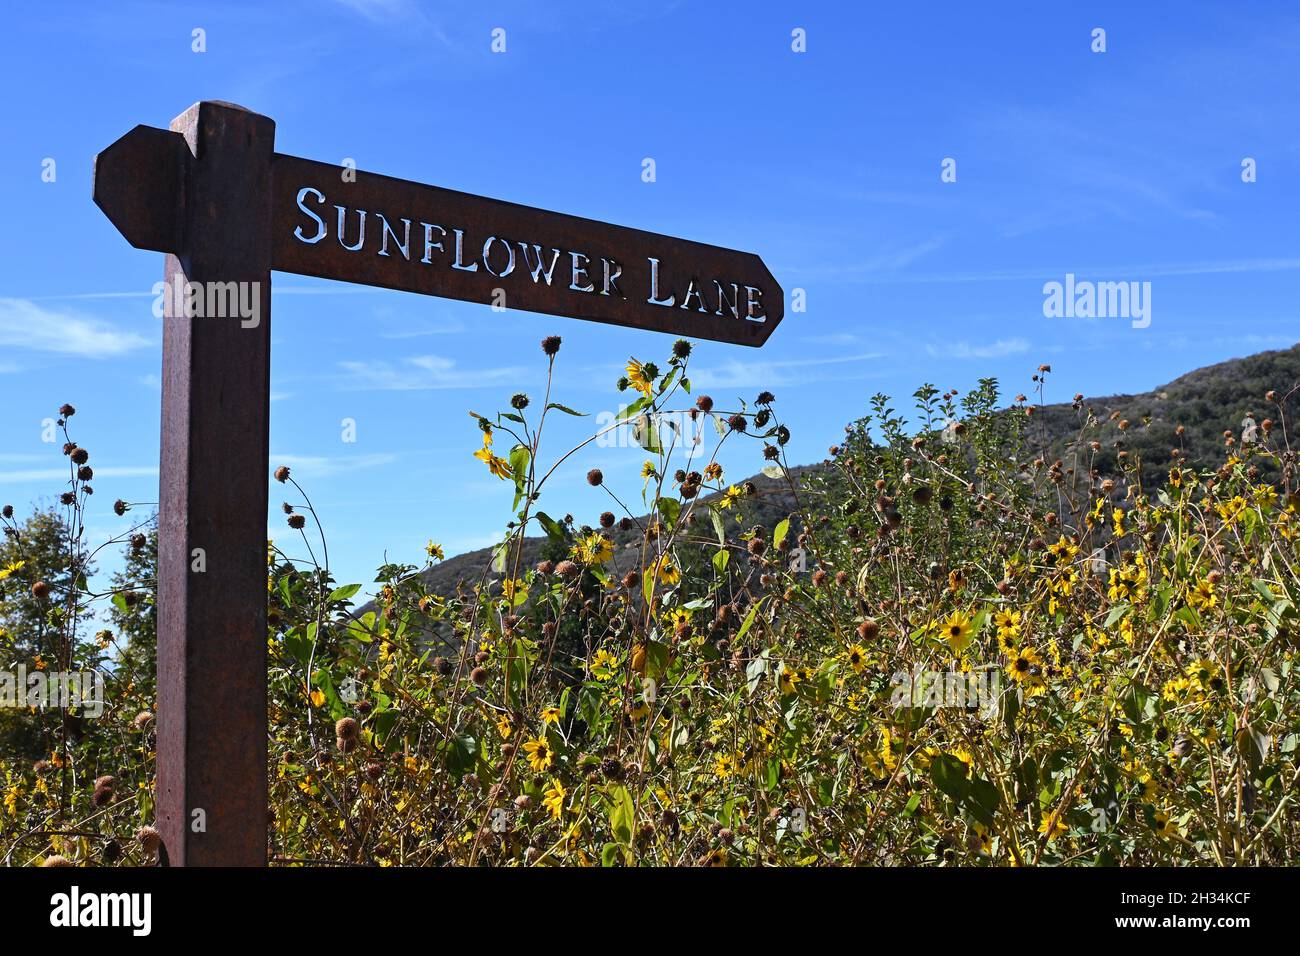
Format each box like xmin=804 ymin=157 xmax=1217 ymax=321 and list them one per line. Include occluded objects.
xmin=95 ymin=124 xmax=784 ymax=346
xmin=90 ymin=101 xmax=784 ymax=867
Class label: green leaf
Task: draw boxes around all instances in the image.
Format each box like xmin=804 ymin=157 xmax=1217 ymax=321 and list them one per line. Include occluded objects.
xmin=282 ymin=626 xmax=311 ymax=670
xmin=1253 ymin=579 xmax=1279 ymax=602
xmin=578 ymin=683 xmax=604 ymax=731
xmin=1260 ymin=667 xmax=1280 ymax=695
xmin=746 ymin=648 xmax=770 ymax=695
xmin=710 ymin=507 xmax=726 ymax=546
xmin=509 ymin=444 xmax=531 ymax=509
xmin=632 ymin=414 xmax=661 ymax=452
xmin=658 ymin=497 xmax=681 ymax=529
xmin=328 ymin=583 xmax=362 ymax=603
xmin=312 ymin=668 xmax=342 ymax=717
xmin=644 ymin=639 xmax=670 ymax=681
xmin=347 ymin=611 xmax=376 ymax=644
xmin=444 ymin=732 xmax=477 ymax=773
xmin=712 ymin=548 xmax=730 ymax=574
xmin=490 ymin=541 xmax=509 ymax=574
xmin=773 ymin=518 xmax=791 ymax=550
xmin=966 ymin=776 xmax=1000 ymax=826
xmin=618 ymin=397 xmax=649 ymax=419
xmin=546 ymin=403 xmax=587 ymax=417
xmin=1121 ymin=686 xmax=1145 ymax=725
xmin=505 ymin=643 xmax=530 ymax=707
xmin=930 ymin=754 xmax=970 ymax=801
xmin=736 ymin=599 xmax=762 ymax=643
xmin=535 ymin=511 xmax=568 ymax=544
xmin=608 ymin=785 xmax=635 ymax=846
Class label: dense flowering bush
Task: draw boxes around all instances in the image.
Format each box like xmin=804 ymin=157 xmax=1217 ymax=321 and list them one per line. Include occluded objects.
xmin=3 ymin=344 xmax=1299 ymax=866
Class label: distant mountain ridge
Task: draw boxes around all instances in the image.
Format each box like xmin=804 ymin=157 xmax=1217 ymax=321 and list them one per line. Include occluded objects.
xmin=1032 ymin=342 xmax=1300 ymax=488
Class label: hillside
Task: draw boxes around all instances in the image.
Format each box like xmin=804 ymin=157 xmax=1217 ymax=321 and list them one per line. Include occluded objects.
xmin=1031 ymin=343 xmax=1300 ymax=490
xmin=370 ymin=343 xmax=1300 ymax=606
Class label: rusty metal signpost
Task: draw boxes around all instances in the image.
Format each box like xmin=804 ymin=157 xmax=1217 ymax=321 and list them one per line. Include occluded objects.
xmin=92 ymin=101 xmax=783 ymax=866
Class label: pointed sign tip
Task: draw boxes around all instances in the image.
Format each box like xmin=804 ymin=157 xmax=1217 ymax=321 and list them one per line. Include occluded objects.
xmin=93 ymin=125 xmax=190 ymax=253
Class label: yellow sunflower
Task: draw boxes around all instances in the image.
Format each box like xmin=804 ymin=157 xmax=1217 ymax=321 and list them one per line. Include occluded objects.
xmin=589 ymin=648 xmax=618 ymax=681
xmin=543 ymin=780 xmax=566 ymax=819
xmin=1187 ymin=577 xmax=1216 ymax=611
xmin=522 ymin=736 xmax=554 ymax=772
xmin=1152 ymin=810 xmax=1180 ymax=839
xmin=1038 ymin=809 xmax=1068 ymax=842
xmin=571 ymin=532 xmax=614 ymax=565
xmin=1005 ymin=645 xmax=1042 ymax=684
xmin=939 ymin=611 xmax=974 ymax=654
xmin=626 ymin=358 xmax=654 ymax=396
xmin=649 ymin=554 xmax=681 ymax=586
xmin=473 ymin=445 xmax=513 ymax=480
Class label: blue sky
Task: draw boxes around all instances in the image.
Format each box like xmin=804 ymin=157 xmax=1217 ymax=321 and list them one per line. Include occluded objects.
xmin=2 ymin=0 xmax=1298 ymax=593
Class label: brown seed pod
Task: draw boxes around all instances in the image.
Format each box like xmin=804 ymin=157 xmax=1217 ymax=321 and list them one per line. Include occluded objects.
xmin=135 ymin=826 xmax=162 ymax=859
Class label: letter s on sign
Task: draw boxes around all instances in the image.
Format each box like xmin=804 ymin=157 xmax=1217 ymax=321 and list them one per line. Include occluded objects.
xmin=294 ymin=187 xmax=327 ymax=244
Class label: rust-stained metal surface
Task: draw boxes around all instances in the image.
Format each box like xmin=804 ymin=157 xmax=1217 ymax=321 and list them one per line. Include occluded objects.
xmin=93 ymin=121 xmax=784 ymax=347
xmin=155 ymin=102 xmax=273 ymax=866
xmin=92 ymin=125 xmax=190 ymax=254
xmin=269 ymin=154 xmax=783 ymax=346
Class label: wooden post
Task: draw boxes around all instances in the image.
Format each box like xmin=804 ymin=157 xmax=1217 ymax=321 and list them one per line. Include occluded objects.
xmin=91 ymin=99 xmax=783 ymax=867
xmin=156 ymin=102 xmax=274 ymax=866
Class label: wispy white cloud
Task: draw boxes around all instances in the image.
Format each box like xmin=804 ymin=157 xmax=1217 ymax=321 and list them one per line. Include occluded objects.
xmin=0 ymin=465 xmax=158 ymax=484
xmin=851 ymin=258 xmax=1300 ymax=286
xmin=926 ymin=338 xmax=1030 ymax=360
xmin=378 ymin=319 xmax=465 ymax=339
xmin=786 ymin=235 xmax=950 ymax=281
xmin=28 ymin=285 xmax=384 ymax=302
xmin=690 ymin=351 xmax=886 ymax=390
xmin=325 ymin=0 xmax=453 ymax=45
xmin=329 ymin=0 xmax=422 ymax=20
xmin=0 ymin=298 xmax=149 ymax=358
xmin=802 ymin=332 xmax=864 ymax=346
xmin=338 ymin=355 xmax=528 ymax=391
xmin=268 ymin=453 xmax=397 ymax=479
